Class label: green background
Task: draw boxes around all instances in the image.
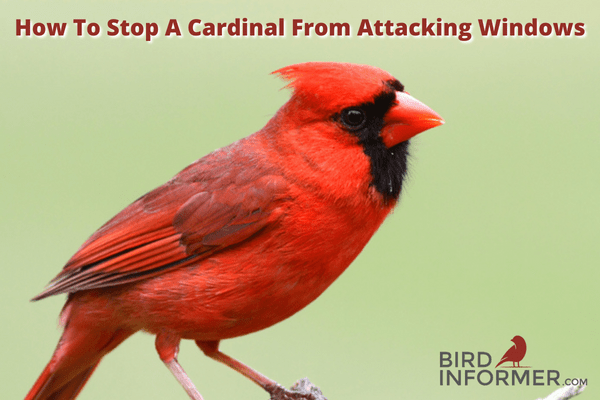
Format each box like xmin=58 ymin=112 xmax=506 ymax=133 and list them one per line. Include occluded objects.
xmin=1 ymin=0 xmax=597 ymax=399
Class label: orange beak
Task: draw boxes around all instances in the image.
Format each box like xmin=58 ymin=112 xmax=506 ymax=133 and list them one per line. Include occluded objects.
xmin=381 ymin=91 xmax=444 ymax=148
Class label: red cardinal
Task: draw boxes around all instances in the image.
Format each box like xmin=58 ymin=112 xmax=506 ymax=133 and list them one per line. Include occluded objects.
xmin=26 ymin=62 xmax=444 ymax=400
xmin=495 ymin=335 xmax=527 ymax=368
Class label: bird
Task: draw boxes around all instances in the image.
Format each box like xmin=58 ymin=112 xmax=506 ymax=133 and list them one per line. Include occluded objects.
xmin=25 ymin=62 xmax=444 ymax=400
xmin=495 ymin=335 xmax=527 ymax=368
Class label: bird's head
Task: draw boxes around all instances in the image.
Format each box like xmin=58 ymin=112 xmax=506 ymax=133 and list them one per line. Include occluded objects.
xmin=511 ymin=335 xmax=526 ymax=345
xmin=269 ymin=62 xmax=444 ymax=204
xmin=273 ymin=62 xmax=443 ymax=147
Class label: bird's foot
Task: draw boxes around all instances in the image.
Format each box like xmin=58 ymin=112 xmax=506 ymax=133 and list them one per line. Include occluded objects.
xmin=266 ymin=378 xmax=327 ymax=400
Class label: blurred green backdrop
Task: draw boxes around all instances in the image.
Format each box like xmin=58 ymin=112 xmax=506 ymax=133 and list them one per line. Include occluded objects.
xmin=1 ymin=1 xmax=598 ymax=399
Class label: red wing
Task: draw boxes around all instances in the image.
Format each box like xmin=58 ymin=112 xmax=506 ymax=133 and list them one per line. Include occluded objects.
xmin=500 ymin=345 xmax=517 ymax=362
xmin=33 ymin=171 xmax=286 ymax=301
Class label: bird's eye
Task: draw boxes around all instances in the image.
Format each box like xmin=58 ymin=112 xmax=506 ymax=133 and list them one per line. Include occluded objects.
xmin=340 ymin=108 xmax=366 ymax=130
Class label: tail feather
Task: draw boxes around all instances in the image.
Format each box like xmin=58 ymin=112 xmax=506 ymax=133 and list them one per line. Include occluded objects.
xmin=50 ymin=363 xmax=99 ymax=400
xmin=25 ymin=327 xmax=133 ymax=400
xmin=495 ymin=355 xmax=510 ymax=368
xmin=26 ymin=361 xmax=100 ymax=400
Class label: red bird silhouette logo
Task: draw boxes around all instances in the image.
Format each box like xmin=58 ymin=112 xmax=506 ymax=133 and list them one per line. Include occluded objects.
xmin=495 ymin=335 xmax=528 ymax=368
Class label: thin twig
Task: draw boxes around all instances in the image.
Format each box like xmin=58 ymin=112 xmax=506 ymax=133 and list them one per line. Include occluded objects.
xmin=272 ymin=377 xmax=586 ymax=400
xmin=270 ymin=378 xmax=327 ymax=400
xmin=537 ymin=382 xmax=587 ymax=400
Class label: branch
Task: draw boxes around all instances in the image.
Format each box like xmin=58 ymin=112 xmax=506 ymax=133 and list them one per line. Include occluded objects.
xmin=270 ymin=378 xmax=327 ymax=400
xmin=537 ymin=382 xmax=587 ymax=400
xmin=270 ymin=378 xmax=586 ymax=400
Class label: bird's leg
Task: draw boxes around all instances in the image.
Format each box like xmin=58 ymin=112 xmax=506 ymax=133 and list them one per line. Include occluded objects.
xmin=156 ymin=333 xmax=204 ymax=400
xmin=195 ymin=340 xmax=282 ymax=394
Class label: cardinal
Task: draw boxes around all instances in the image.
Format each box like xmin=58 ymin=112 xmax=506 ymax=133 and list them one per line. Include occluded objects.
xmin=25 ymin=62 xmax=444 ymax=400
xmin=495 ymin=335 xmax=527 ymax=368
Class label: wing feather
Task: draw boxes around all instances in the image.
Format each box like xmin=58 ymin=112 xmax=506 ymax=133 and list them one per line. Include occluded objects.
xmin=33 ymin=154 xmax=286 ymax=301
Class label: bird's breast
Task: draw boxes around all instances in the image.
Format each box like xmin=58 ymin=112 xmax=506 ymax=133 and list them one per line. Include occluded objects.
xmin=111 ymin=185 xmax=390 ymax=340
